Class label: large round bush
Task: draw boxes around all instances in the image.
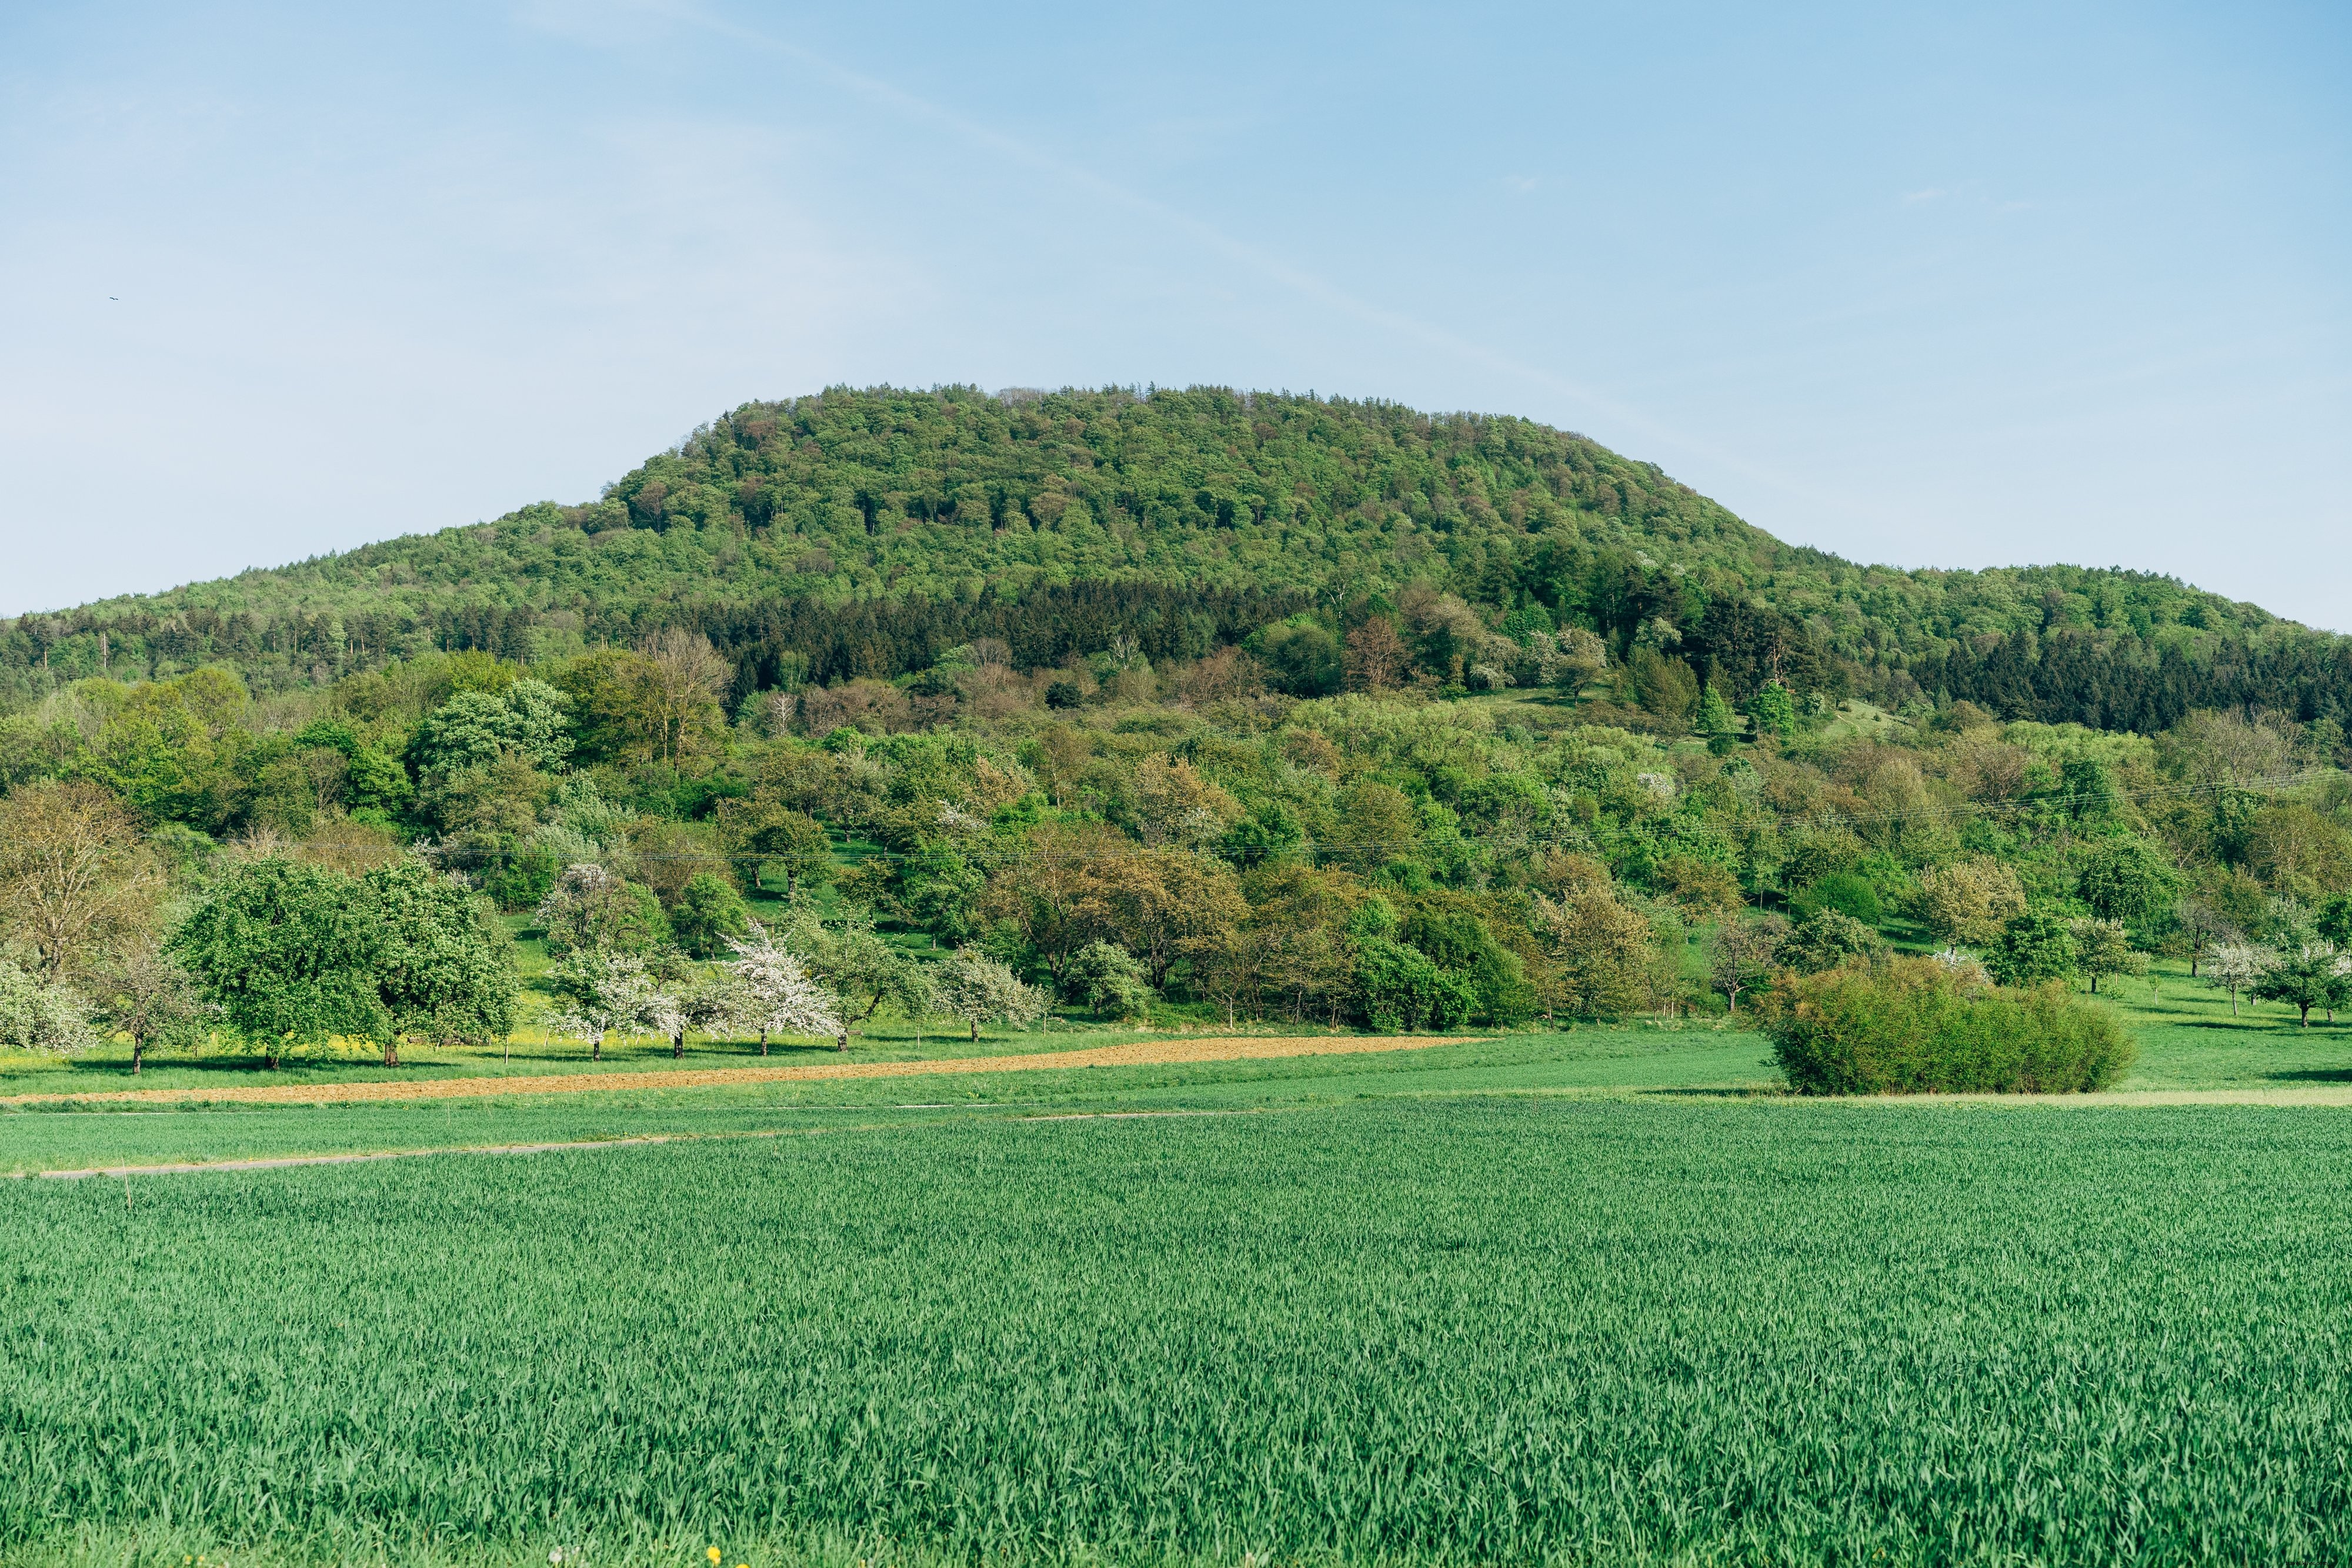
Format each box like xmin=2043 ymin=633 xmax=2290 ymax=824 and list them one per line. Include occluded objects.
xmin=1760 ymin=956 xmax=2133 ymax=1095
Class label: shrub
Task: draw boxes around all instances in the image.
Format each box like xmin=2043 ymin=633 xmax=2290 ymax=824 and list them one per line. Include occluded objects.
xmin=1355 ymin=936 xmax=1477 ymax=1032
xmin=1760 ymin=956 xmax=2133 ymax=1095
xmin=1791 ymin=871 xmax=1881 ymax=926
xmin=0 ymin=957 xmax=96 ymax=1054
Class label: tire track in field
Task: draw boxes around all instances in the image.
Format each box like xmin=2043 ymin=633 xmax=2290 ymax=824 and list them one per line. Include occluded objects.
xmin=1 ymin=1034 xmax=1473 ymax=1110
xmin=17 ymin=1109 xmax=1253 ymax=1180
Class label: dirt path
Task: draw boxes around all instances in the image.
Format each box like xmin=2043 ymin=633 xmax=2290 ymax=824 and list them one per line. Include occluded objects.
xmin=1 ymin=1035 xmax=1471 ymax=1110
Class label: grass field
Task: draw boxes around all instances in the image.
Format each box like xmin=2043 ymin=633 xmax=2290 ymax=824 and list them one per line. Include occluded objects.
xmin=5 ymin=965 xmax=2352 ymax=1566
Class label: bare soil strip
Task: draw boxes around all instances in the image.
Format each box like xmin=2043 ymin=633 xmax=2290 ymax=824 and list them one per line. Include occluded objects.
xmin=1 ymin=1035 xmax=1469 ymax=1111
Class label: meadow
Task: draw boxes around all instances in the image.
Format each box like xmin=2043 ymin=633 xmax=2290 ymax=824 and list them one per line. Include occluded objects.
xmin=6 ymin=971 xmax=2352 ymax=1567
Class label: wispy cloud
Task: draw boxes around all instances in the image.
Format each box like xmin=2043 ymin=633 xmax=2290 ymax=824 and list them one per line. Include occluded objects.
xmin=631 ymin=4 xmax=1861 ymax=517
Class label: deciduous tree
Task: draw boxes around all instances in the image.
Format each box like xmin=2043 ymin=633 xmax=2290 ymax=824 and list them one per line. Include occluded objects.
xmin=932 ymin=949 xmax=1047 ymax=1042
xmin=0 ymin=780 xmax=164 ymax=979
xmin=169 ymin=858 xmax=386 ymax=1069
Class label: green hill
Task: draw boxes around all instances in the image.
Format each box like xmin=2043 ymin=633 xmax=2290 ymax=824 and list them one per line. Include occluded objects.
xmin=5 ymin=385 xmax=2343 ymax=729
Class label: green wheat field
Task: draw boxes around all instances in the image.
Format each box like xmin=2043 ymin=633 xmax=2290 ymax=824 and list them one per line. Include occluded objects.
xmin=6 ymin=968 xmax=2351 ymax=1568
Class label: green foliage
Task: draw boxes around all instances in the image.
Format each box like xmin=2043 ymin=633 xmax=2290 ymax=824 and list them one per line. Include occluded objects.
xmin=406 ymin=680 xmax=572 ymax=776
xmin=1355 ymin=936 xmax=1477 ymax=1032
xmin=1066 ymin=940 xmax=1154 ymax=1019
xmin=0 ymin=957 xmax=95 ymax=1054
xmin=1404 ymin=904 xmax=1535 ymax=1025
xmin=668 ymin=872 xmax=751 ymax=960
xmin=361 ymin=859 xmax=518 ymax=1047
xmin=1780 ymin=908 xmax=1887 ymax=973
xmin=1763 ymin=957 xmax=2134 ymax=1094
xmin=2068 ymin=917 xmax=2147 ymax=995
xmin=2080 ymin=837 xmax=2177 ymax=924
xmin=1987 ymin=913 xmax=2080 ymax=987
xmin=535 ymin=866 xmax=669 ymax=958
xmin=1696 ymin=685 xmax=1737 ymax=753
xmin=10 ymin=386 xmax=2339 ymax=738
xmin=2248 ymin=944 xmax=2352 ymax=1027
xmin=1746 ymin=679 xmax=1796 ymax=739
xmin=1791 ymin=872 xmax=1882 ymax=927
xmin=168 ymin=859 xmax=388 ymax=1060
xmin=1252 ymin=619 xmax=1345 ymax=698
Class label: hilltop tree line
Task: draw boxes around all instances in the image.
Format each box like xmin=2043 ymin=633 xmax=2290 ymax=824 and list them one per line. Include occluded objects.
xmin=6 ymin=387 xmax=2341 ymax=733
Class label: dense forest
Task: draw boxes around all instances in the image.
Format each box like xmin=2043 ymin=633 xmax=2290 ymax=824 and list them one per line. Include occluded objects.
xmin=4 ymin=385 xmax=2349 ymax=1066
xmin=6 ymin=386 xmax=2345 ymax=732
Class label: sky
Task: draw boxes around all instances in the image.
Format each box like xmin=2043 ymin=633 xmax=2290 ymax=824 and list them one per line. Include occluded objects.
xmin=2 ymin=1 xmax=2346 ymax=628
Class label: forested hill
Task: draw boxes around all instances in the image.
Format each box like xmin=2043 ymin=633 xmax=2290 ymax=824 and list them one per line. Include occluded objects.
xmin=5 ymin=385 xmax=2344 ymax=730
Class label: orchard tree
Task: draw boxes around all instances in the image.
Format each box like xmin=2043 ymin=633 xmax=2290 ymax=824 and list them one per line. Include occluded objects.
xmin=2250 ymin=943 xmax=2351 ymax=1028
xmin=85 ymin=942 xmax=212 ymax=1073
xmin=637 ymin=964 xmax=745 ymax=1059
xmin=2204 ymin=942 xmax=2271 ymax=1017
xmin=723 ymin=924 xmax=843 ymax=1054
xmin=169 ymin=858 xmax=387 ymax=1069
xmin=536 ymin=864 xmax=669 ymax=956
xmin=1916 ymin=858 xmax=2027 ymax=949
xmin=1707 ymin=915 xmax=1788 ymax=1014
xmin=1533 ymin=886 xmax=1657 ymax=1019
xmin=1782 ymin=908 xmax=1886 ymax=973
xmin=543 ymin=948 xmax=652 ymax=1061
xmin=2068 ymin=917 xmax=2146 ymax=995
xmin=806 ymin=913 xmax=937 ymax=1048
xmin=932 ymin=949 xmax=1048 ymax=1042
xmin=1067 ymin=940 xmax=1153 ymax=1020
xmin=668 ymin=872 xmax=751 ymax=959
xmin=2080 ymin=839 xmax=2180 ymax=927
xmin=1987 ymin=913 xmax=2077 ymax=989
xmin=362 ymin=858 xmax=519 ymax=1065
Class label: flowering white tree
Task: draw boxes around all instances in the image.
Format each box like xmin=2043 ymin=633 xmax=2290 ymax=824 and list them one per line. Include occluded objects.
xmin=931 ymin=949 xmax=1049 ymax=1043
xmin=2204 ymin=942 xmax=2273 ymax=1017
xmin=543 ymin=949 xmax=652 ymax=1062
xmin=725 ymin=923 xmax=843 ymax=1055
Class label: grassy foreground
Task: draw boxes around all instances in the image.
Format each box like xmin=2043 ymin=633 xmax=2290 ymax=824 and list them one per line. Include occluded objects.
xmin=8 ymin=1096 xmax=2352 ymax=1566
xmin=6 ymin=970 xmax=2352 ymax=1565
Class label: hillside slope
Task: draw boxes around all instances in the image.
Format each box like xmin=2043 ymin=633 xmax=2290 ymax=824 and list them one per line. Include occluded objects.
xmin=5 ymin=385 xmax=2342 ymax=729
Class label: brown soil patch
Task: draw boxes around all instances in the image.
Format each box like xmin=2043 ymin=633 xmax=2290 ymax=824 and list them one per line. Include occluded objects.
xmin=2 ymin=1035 xmax=1473 ymax=1111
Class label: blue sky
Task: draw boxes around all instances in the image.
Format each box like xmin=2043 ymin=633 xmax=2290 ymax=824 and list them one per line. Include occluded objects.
xmin=3 ymin=1 xmax=2346 ymax=626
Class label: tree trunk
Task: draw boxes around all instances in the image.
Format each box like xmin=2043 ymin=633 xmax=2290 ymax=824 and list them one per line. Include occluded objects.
xmin=672 ymin=1030 xmax=685 ymax=1059
xmin=131 ymin=1035 xmax=143 ymax=1075
xmin=592 ymin=1035 xmax=602 ymax=1062
xmin=760 ymin=1029 xmax=769 ymax=1057
xmin=970 ymin=1019 xmax=979 ymax=1042
xmin=2299 ymin=1003 xmax=2312 ymax=1027
xmin=383 ymin=1037 xmax=399 ymax=1067
xmin=265 ymin=1049 xmax=280 ymax=1070
xmin=2089 ymin=974 xmax=2099 ymax=994
xmin=837 ymin=1030 xmax=849 ymax=1052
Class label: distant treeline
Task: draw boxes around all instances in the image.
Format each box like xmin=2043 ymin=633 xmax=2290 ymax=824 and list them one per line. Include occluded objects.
xmin=5 ymin=384 xmax=2346 ymax=733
